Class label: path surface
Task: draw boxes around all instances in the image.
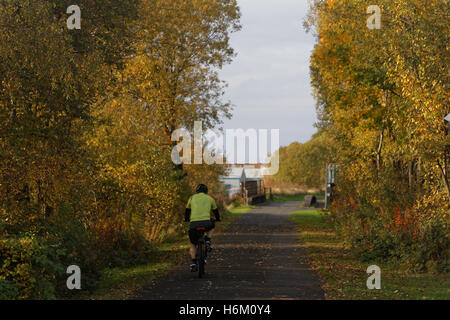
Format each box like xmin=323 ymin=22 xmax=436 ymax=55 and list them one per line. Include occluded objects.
xmin=137 ymin=202 xmax=325 ymax=300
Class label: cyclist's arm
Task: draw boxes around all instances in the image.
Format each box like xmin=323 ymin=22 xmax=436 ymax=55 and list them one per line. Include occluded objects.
xmin=211 ymin=198 xmax=220 ymax=221
xmin=213 ymin=208 xmax=220 ymax=222
xmin=185 ymin=197 xmax=192 ymax=222
xmin=185 ymin=208 xmax=191 ymax=222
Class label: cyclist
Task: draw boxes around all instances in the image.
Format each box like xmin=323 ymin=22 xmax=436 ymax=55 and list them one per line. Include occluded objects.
xmin=185 ymin=184 xmax=221 ymax=272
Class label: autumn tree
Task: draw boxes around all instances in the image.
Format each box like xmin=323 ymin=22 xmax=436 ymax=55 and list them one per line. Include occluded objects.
xmin=86 ymin=0 xmax=241 ymax=241
xmin=119 ymin=0 xmax=241 ymax=143
xmin=305 ymin=0 xmax=449 ymax=271
xmin=0 ymin=0 xmax=139 ymax=233
xmin=0 ymin=0 xmax=242 ymax=298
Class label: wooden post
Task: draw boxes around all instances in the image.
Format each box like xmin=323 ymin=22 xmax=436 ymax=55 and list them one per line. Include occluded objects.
xmin=325 ymin=165 xmax=328 ymax=209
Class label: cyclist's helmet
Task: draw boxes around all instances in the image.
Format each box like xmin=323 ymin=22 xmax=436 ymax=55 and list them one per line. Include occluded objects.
xmin=196 ymin=184 xmax=208 ymax=194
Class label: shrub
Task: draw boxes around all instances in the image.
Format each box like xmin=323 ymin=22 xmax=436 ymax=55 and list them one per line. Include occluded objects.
xmin=0 ymin=237 xmax=65 ymax=299
xmin=330 ymin=177 xmax=450 ymax=272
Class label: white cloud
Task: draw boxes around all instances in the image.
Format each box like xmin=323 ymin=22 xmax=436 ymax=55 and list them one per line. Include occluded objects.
xmin=220 ymin=0 xmax=317 ymax=146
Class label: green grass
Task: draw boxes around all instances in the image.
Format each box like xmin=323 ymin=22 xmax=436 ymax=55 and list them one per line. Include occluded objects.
xmin=265 ymin=193 xmax=324 ymax=203
xmin=291 ymin=210 xmax=450 ymax=300
xmin=264 ymin=193 xmax=325 ymax=204
xmin=83 ymin=205 xmax=253 ymax=300
xmin=271 ymin=194 xmax=307 ymax=202
xmin=84 ymin=263 xmax=171 ymax=300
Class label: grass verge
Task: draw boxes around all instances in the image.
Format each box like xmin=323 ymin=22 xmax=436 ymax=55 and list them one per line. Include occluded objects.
xmin=83 ymin=205 xmax=253 ymax=300
xmin=291 ymin=210 xmax=450 ymax=300
xmin=265 ymin=193 xmax=325 ymax=204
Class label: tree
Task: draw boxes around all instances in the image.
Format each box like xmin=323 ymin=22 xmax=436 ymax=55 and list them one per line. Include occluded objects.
xmin=119 ymin=0 xmax=241 ymax=144
xmin=304 ymin=0 xmax=449 ymax=271
xmin=272 ymin=129 xmax=337 ymax=190
xmin=0 ymin=0 xmax=139 ymax=230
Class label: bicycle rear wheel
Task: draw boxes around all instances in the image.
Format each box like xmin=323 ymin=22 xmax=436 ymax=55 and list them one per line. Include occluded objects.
xmin=197 ymin=241 xmax=205 ymax=278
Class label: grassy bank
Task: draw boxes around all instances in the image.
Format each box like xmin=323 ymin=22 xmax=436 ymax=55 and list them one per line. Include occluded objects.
xmin=291 ymin=210 xmax=450 ymax=300
xmin=83 ymin=205 xmax=254 ymax=300
xmin=266 ymin=193 xmax=324 ymax=203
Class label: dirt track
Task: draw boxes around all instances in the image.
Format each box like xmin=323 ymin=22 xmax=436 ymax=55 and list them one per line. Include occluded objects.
xmin=137 ymin=202 xmax=325 ymax=300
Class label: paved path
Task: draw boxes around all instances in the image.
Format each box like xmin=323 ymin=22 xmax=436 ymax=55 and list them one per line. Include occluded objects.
xmin=137 ymin=202 xmax=325 ymax=300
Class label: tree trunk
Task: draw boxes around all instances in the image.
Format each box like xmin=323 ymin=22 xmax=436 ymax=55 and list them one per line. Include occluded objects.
xmin=408 ymin=159 xmax=416 ymax=191
xmin=437 ymin=156 xmax=450 ymax=205
xmin=376 ymin=130 xmax=384 ymax=172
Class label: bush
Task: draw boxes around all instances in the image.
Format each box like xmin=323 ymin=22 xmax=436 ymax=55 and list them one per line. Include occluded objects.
xmin=0 ymin=280 xmax=19 ymax=300
xmin=330 ymin=177 xmax=450 ymax=273
xmin=228 ymin=195 xmax=245 ymax=208
xmin=0 ymin=237 xmax=65 ymax=299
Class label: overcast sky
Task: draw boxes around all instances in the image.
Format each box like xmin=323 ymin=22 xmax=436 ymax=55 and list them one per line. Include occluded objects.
xmin=220 ymin=0 xmax=317 ymax=147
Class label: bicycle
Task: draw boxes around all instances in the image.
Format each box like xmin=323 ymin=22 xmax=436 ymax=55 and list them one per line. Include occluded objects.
xmin=194 ymin=226 xmax=208 ymax=278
